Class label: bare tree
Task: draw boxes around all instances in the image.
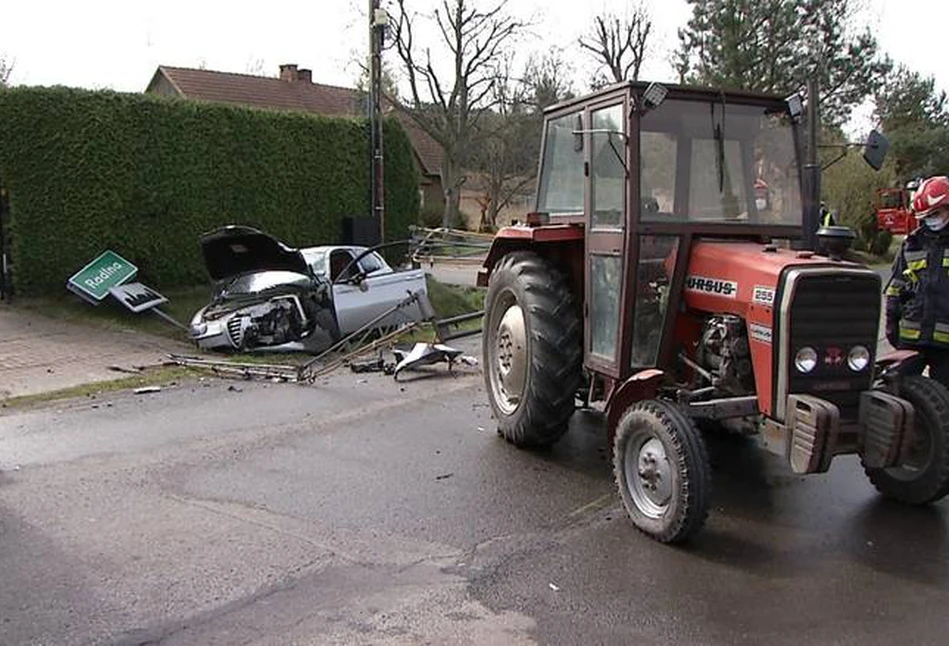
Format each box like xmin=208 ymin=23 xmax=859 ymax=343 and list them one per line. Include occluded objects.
xmin=0 ymin=56 xmax=14 ymax=87
xmin=524 ymin=49 xmax=575 ymax=110
xmin=469 ymin=51 xmax=575 ymax=231
xmin=579 ymin=5 xmax=652 ymax=88
xmin=468 ymin=57 xmax=534 ymax=231
xmin=389 ymin=0 xmax=526 ymax=228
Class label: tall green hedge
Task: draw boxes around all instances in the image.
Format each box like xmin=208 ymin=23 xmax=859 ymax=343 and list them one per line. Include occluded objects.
xmin=0 ymin=87 xmax=419 ymax=295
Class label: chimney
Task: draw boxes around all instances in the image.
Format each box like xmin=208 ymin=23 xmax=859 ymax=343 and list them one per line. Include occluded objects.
xmin=279 ymin=63 xmax=298 ymax=82
xmin=297 ymin=68 xmax=312 ymax=83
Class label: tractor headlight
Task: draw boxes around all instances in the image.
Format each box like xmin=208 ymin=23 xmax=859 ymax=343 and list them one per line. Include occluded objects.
xmin=848 ymin=345 xmax=870 ymax=372
xmin=794 ymin=346 xmax=818 ymax=373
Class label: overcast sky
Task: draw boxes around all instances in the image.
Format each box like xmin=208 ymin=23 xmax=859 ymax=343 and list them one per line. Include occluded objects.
xmin=2 ymin=0 xmax=942 ymax=114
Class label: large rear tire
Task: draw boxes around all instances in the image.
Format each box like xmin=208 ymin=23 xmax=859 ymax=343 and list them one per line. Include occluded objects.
xmin=483 ymin=251 xmax=582 ymax=447
xmin=613 ymin=400 xmax=712 ymax=543
xmin=864 ymin=375 xmax=949 ymax=504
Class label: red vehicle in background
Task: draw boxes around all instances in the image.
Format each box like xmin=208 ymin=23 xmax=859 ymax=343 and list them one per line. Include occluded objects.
xmin=875 ymin=180 xmax=919 ymax=235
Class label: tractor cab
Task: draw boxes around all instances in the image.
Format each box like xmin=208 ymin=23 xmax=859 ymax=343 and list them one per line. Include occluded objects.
xmin=531 ymin=82 xmax=805 ymax=378
xmin=479 ymin=81 xmax=949 ymax=544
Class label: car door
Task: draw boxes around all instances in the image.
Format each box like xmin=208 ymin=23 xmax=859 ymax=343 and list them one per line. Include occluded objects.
xmin=356 ymin=251 xmax=427 ymax=328
xmin=329 ymin=248 xmax=427 ymax=334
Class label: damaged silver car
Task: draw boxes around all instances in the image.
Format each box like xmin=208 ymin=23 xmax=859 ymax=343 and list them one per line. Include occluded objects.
xmin=188 ymin=226 xmax=427 ymax=353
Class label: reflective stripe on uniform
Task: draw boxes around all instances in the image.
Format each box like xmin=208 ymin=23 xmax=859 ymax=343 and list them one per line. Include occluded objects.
xmin=886 ymin=284 xmax=901 ymax=296
xmin=935 ymin=322 xmax=949 ymax=344
xmin=943 ymin=250 xmax=949 ymax=267
xmin=903 ymin=250 xmax=927 ymax=281
xmin=900 ymin=319 xmax=922 ymax=340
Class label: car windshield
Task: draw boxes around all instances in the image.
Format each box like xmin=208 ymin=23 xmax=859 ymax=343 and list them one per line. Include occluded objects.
xmin=640 ymin=98 xmax=802 ymax=226
xmin=222 ymin=270 xmax=312 ymax=296
xmin=300 ymin=248 xmax=329 ymax=277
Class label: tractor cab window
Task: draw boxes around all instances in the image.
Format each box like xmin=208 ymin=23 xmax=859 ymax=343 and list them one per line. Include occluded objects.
xmin=590 ymin=104 xmax=627 ymax=228
xmin=631 ymin=235 xmax=679 ymax=368
xmin=536 ymin=111 xmax=585 ymax=216
xmin=639 ymin=99 xmax=801 ymax=227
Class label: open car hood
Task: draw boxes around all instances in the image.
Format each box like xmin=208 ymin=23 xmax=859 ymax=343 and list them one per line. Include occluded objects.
xmin=200 ymin=226 xmax=310 ymax=281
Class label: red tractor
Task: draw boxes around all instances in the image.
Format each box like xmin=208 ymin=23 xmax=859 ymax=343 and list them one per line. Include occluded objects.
xmin=477 ymin=81 xmax=949 ymax=543
xmin=875 ymin=181 xmax=919 ymax=235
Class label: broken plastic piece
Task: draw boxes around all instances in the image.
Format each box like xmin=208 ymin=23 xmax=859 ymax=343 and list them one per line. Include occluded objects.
xmin=392 ymin=343 xmax=464 ymax=379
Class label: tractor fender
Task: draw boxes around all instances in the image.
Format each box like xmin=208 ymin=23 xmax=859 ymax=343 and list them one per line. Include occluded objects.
xmin=605 ymin=369 xmax=667 ymax=442
xmin=477 ymin=224 xmax=584 ymax=287
xmin=876 ymin=349 xmax=924 ymax=379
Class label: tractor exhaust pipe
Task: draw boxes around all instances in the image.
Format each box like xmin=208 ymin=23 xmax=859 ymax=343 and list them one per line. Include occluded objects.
xmin=802 ymin=77 xmax=821 ymax=252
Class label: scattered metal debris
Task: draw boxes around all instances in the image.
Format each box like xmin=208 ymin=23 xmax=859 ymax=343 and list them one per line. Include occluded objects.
xmin=392 ymin=342 xmax=464 ymax=379
xmin=109 ymin=365 xmax=144 ymax=375
xmin=170 ymin=289 xmax=484 ymax=386
xmin=133 ymin=386 xmax=162 ymax=394
xmin=349 ymin=356 xmax=388 ymax=374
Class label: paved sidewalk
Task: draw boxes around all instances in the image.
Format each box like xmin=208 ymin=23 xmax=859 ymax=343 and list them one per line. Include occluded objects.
xmin=0 ymin=305 xmax=193 ymax=400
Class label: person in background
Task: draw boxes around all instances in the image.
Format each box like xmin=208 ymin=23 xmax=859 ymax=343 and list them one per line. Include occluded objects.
xmin=819 ymin=201 xmax=836 ymax=227
xmin=885 ymin=175 xmax=949 ymax=386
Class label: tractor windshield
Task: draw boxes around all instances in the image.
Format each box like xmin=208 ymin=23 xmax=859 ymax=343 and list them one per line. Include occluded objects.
xmin=639 ymin=99 xmax=801 ymax=227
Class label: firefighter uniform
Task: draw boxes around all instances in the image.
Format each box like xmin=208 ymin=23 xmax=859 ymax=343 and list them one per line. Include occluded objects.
xmin=885 ymin=226 xmax=949 ymax=384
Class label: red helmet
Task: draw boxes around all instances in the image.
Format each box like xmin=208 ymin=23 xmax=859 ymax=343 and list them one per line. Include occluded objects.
xmin=913 ymin=176 xmax=949 ymax=218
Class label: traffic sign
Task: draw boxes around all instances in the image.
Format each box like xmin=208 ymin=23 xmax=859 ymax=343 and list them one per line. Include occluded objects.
xmin=109 ymin=282 xmax=167 ymax=313
xmin=67 ymin=250 xmax=138 ymax=303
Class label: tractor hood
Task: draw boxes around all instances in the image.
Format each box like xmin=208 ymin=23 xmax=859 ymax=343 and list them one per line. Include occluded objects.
xmin=682 ymin=240 xmax=872 ymax=313
xmin=199 ymin=226 xmax=310 ymax=281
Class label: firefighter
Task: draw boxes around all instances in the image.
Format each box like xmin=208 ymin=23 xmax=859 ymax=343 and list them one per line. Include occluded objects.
xmin=885 ymin=175 xmax=949 ymax=386
xmin=819 ymin=202 xmax=836 ymax=227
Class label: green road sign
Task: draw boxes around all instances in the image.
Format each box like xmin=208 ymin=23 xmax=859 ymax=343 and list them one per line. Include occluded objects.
xmin=67 ymin=250 xmax=138 ymax=303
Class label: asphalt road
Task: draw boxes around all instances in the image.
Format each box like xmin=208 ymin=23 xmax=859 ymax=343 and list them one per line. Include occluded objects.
xmin=2 ymin=343 xmax=949 ymax=646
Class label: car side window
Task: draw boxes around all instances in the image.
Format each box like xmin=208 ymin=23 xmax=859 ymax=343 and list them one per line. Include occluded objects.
xmin=329 ymin=250 xmax=355 ymax=281
xmin=358 ymin=252 xmax=385 ymax=276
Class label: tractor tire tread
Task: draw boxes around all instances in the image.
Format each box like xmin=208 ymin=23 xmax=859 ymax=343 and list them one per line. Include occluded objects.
xmin=864 ymin=374 xmax=949 ymax=504
xmin=613 ymin=399 xmax=711 ymax=543
xmin=485 ymin=251 xmax=582 ymax=448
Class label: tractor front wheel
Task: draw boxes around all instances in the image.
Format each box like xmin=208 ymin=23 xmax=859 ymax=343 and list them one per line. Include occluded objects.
xmin=864 ymin=375 xmax=949 ymax=504
xmin=483 ymin=251 xmax=582 ymax=447
xmin=613 ymin=400 xmax=712 ymax=543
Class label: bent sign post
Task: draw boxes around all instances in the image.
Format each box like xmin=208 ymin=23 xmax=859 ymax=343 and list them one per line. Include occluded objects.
xmin=67 ymin=250 xmax=138 ymax=303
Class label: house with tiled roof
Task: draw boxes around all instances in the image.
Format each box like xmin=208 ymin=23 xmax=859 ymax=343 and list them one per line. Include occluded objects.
xmin=145 ymin=64 xmax=444 ymax=215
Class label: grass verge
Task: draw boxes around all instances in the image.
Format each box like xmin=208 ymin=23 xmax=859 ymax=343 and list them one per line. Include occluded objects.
xmin=1 ymin=365 xmax=205 ymax=411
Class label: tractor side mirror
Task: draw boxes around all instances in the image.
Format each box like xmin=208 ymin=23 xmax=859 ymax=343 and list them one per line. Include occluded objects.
xmin=863 ymin=129 xmax=889 ymax=171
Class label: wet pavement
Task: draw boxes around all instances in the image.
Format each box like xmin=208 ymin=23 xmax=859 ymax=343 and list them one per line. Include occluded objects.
xmin=1 ymin=361 xmax=947 ymax=645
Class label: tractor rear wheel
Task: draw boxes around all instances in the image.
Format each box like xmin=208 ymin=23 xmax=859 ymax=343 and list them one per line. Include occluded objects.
xmin=613 ymin=400 xmax=712 ymax=543
xmin=864 ymin=375 xmax=949 ymax=504
xmin=483 ymin=251 xmax=582 ymax=447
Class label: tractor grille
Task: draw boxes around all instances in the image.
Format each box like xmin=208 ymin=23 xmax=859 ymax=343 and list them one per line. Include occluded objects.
xmin=783 ymin=271 xmax=881 ymax=418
